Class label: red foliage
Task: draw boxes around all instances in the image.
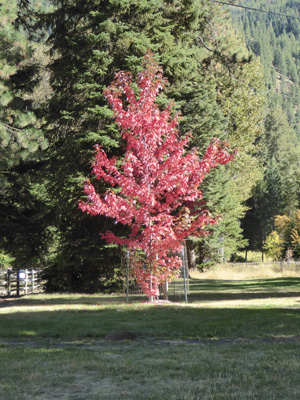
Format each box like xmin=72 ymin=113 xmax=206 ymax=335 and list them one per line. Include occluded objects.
xmin=79 ymin=52 xmax=234 ymax=299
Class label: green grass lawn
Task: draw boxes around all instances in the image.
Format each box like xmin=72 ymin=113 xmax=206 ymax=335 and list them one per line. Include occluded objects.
xmin=1 ymin=277 xmax=300 ymax=399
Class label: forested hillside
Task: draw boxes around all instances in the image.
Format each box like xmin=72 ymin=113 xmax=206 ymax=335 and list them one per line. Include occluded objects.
xmin=1 ymin=0 xmax=298 ymax=291
xmin=231 ymin=0 xmax=300 ymax=259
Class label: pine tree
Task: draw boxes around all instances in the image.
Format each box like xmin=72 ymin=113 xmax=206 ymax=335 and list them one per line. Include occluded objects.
xmin=0 ymin=0 xmax=49 ymax=267
xmin=38 ymin=0 xmax=266 ymax=289
xmin=242 ymin=106 xmax=300 ymax=253
xmin=196 ymin=23 xmax=265 ymax=262
xmin=0 ymin=0 xmax=47 ymax=186
xmin=233 ymin=0 xmax=300 ymax=254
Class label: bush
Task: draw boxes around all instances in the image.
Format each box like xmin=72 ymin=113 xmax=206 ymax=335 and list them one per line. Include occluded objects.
xmin=196 ymin=261 xmax=215 ymax=272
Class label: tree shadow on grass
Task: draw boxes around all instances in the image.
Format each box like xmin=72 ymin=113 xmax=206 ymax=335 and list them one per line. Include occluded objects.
xmin=180 ymin=277 xmax=300 ymax=302
xmin=1 ymin=306 xmax=300 ymax=342
xmin=0 ymin=293 xmax=146 ymax=308
xmin=189 ymin=277 xmax=300 ymax=291
xmin=185 ymin=291 xmax=300 ymax=303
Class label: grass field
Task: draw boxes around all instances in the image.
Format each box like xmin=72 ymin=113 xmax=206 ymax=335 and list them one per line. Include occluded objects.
xmin=1 ymin=265 xmax=300 ymax=399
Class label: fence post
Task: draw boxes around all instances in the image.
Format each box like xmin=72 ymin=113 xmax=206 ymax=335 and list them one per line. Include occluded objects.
xmin=24 ymin=269 xmax=28 ymax=295
xmin=31 ymin=270 xmax=35 ymax=293
xmin=7 ymin=269 xmax=12 ymax=297
xmin=182 ymin=244 xmax=188 ymax=304
xmin=17 ymin=271 xmax=20 ymax=296
xmin=126 ymin=251 xmax=129 ymax=304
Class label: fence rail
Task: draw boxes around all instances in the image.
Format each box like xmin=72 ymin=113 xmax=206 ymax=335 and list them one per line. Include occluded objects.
xmin=217 ymin=261 xmax=300 ymax=268
xmin=0 ymin=269 xmax=42 ymax=297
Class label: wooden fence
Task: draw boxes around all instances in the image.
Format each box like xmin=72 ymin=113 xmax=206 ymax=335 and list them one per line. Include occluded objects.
xmin=0 ymin=269 xmax=42 ymax=297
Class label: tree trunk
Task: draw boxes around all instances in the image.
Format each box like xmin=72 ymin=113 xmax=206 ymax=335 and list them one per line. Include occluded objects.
xmin=186 ymin=240 xmax=196 ymax=273
xmin=150 ymin=265 xmax=153 ymax=303
xmin=164 ymin=280 xmax=168 ymax=301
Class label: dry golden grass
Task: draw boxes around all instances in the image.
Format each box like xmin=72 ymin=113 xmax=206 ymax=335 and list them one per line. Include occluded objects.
xmin=190 ymin=262 xmax=300 ymax=280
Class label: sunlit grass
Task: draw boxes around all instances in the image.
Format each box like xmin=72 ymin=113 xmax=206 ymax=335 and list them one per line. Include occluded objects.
xmin=235 ymin=250 xmax=270 ymax=262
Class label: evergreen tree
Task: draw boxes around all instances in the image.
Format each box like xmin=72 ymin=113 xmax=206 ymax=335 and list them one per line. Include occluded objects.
xmin=197 ymin=24 xmax=265 ymax=262
xmin=40 ymin=0 xmax=225 ymax=290
xmin=36 ymin=0 xmax=266 ymax=288
xmin=233 ymin=0 xmax=300 ymax=253
xmin=0 ymin=0 xmax=49 ymax=266
xmin=242 ymin=106 xmax=300 ymax=253
xmin=233 ymin=0 xmax=300 ymax=118
xmin=0 ymin=0 xmax=47 ymax=186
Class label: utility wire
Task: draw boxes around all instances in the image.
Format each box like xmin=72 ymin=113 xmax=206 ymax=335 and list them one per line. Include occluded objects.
xmin=208 ymin=0 xmax=300 ymax=21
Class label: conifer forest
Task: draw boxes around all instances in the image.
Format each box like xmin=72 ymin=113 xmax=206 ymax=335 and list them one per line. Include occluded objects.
xmin=1 ymin=0 xmax=300 ymax=292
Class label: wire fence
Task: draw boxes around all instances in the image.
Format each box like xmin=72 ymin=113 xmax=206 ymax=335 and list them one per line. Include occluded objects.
xmin=217 ymin=261 xmax=300 ymax=269
xmin=122 ymin=247 xmax=190 ymax=299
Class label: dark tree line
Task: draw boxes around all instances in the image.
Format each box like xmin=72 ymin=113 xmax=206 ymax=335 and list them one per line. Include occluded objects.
xmin=232 ymin=0 xmax=300 ymax=258
xmin=1 ymin=0 xmax=283 ymax=290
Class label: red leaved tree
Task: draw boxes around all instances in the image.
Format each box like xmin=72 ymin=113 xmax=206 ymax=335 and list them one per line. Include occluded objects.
xmin=79 ymin=52 xmax=233 ymax=300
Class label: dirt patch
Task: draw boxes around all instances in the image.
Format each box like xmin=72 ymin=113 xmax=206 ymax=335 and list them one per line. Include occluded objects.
xmin=153 ymin=336 xmax=300 ymax=345
xmin=103 ymin=331 xmax=137 ymax=341
xmin=2 ymin=335 xmax=300 ymax=348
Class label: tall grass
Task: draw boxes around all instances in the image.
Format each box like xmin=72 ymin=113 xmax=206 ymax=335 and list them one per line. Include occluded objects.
xmin=191 ymin=262 xmax=300 ymax=280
